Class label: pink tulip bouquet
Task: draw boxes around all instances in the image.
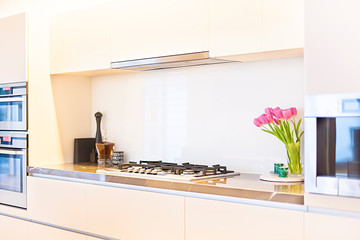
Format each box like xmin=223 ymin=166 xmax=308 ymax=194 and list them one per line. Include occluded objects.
xmin=254 ymin=107 xmax=304 ymax=175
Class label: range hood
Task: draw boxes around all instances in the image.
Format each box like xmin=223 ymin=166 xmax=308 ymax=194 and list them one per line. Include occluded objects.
xmin=110 ymin=51 xmax=237 ymax=71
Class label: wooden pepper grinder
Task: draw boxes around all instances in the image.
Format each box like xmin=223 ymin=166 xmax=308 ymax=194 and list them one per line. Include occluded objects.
xmin=94 ymin=112 xmax=103 ymax=143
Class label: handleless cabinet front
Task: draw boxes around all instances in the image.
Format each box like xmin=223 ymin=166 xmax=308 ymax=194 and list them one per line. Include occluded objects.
xmin=109 ymin=0 xmax=208 ymax=62
xmin=0 ymin=13 xmax=27 ymax=83
xmin=209 ymin=0 xmax=262 ymax=57
xmin=209 ymin=0 xmax=304 ymax=58
xmin=27 ymin=177 xmax=87 ymax=231
xmin=28 ymin=222 xmax=87 ymax=240
xmin=0 ymin=215 xmax=28 ymax=240
xmin=262 ymin=0 xmax=304 ymax=51
xmin=185 ymin=197 xmax=304 ymax=240
xmin=50 ymin=3 xmax=111 ymax=74
xmin=305 ymin=212 xmax=360 ymax=240
xmin=86 ymin=184 xmax=185 ymax=240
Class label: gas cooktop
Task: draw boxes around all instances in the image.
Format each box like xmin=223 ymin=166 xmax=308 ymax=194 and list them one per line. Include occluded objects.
xmin=96 ymin=160 xmax=240 ymax=181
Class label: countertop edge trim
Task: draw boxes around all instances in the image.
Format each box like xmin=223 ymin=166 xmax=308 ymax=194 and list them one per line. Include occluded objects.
xmin=29 ymin=173 xmax=306 ymax=212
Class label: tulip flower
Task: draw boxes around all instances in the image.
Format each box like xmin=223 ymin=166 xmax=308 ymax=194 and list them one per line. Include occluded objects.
xmin=258 ymin=114 xmax=269 ymax=124
xmin=253 ymin=118 xmax=262 ymax=127
xmin=273 ymin=108 xmax=284 ymax=120
xmin=266 ymin=113 xmax=274 ymax=123
xmin=290 ymin=107 xmax=297 ymax=117
xmin=282 ymin=109 xmax=292 ymax=120
xmin=253 ymin=106 xmax=304 ymax=175
xmin=265 ymin=107 xmax=274 ymax=116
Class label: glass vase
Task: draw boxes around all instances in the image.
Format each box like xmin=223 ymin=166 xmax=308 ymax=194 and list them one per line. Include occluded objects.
xmin=285 ymin=142 xmax=302 ymax=175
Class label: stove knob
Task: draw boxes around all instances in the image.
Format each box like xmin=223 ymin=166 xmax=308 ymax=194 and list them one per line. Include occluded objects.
xmin=145 ymin=169 xmax=152 ymax=174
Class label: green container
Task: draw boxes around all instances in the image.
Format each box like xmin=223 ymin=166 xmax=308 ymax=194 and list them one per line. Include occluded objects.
xmin=278 ymin=167 xmax=289 ymax=178
xmin=274 ymin=163 xmax=284 ymax=174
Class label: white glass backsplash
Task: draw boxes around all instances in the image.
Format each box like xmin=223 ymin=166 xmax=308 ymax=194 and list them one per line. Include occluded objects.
xmin=92 ymin=57 xmax=304 ymax=174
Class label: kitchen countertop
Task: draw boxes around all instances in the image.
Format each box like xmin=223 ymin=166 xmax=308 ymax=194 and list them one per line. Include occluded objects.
xmin=27 ymin=163 xmax=304 ymax=206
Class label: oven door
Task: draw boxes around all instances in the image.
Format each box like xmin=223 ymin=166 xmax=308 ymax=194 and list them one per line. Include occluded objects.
xmin=0 ymin=148 xmax=27 ymax=208
xmin=0 ymin=95 xmax=27 ymax=131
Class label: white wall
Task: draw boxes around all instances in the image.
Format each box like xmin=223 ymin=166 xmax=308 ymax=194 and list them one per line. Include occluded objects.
xmin=92 ymin=57 xmax=304 ymax=173
xmin=305 ymin=0 xmax=360 ymax=94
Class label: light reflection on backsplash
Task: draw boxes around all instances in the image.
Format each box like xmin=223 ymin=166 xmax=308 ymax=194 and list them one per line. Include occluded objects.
xmin=143 ymin=76 xmax=188 ymax=163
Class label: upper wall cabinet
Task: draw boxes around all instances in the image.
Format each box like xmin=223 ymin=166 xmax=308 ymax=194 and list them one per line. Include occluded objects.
xmin=0 ymin=13 xmax=27 ymax=83
xmin=209 ymin=0 xmax=262 ymax=57
xmin=108 ymin=0 xmax=208 ymax=62
xmin=50 ymin=4 xmax=111 ymax=74
xmin=209 ymin=0 xmax=304 ymax=58
xmin=49 ymin=0 xmax=303 ymax=74
xmin=305 ymin=0 xmax=360 ymax=94
xmin=262 ymin=0 xmax=304 ymax=51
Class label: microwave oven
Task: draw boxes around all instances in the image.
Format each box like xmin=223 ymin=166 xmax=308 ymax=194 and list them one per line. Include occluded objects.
xmin=0 ymin=82 xmax=27 ymax=131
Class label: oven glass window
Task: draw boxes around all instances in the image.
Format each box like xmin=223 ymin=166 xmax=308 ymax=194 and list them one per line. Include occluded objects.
xmin=317 ymin=117 xmax=360 ymax=178
xmin=0 ymin=101 xmax=23 ymax=122
xmin=0 ymin=153 xmax=23 ymax=192
xmin=336 ymin=117 xmax=360 ymax=178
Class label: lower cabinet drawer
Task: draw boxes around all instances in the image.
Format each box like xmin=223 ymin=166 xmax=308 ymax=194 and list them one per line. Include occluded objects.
xmin=305 ymin=212 xmax=360 ymax=240
xmin=27 ymin=176 xmax=87 ymax=231
xmin=28 ymin=222 xmax=86 ymax=240
xmin=185 ymin=197 xmax=304 ymax=240
xmin=0 ymin=214 xmax=28 ymax=240
xmin=86 ymin=184 xmax=185 ymax=240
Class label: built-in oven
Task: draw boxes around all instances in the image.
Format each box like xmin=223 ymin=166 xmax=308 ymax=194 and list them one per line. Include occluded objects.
xmin=305 ymin=94 xmax=360 ymax=197
xmin=0 ymin=131 xmax=27 ymax=208
xmin=0 ymin=82 xmax=27 ymax=131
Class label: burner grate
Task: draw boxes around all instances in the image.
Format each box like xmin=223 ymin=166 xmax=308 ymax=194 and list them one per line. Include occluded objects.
xmin=118 ymin=161 xmax=235 ymax=176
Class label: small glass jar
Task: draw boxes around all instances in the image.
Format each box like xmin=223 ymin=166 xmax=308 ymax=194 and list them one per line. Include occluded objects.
xmin=112 ymin=151 xmax=124 ymax=167
xmin=278 ymin=166 xmax=289 ymax=178
xmin=274 ymin=163 xmax=284 ymax=174
xmin=96 ymin=142 xmax=115 ymax=167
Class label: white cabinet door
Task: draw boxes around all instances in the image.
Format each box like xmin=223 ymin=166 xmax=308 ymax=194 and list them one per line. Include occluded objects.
xmin=0 ymin=215 xmax=28 ymax=240
xmin=27 ymin=177 xmax=87 ymax=231
xmin=305 ymin=0 xmax=360 ymax=94
xmin=86 ymin=184 xmax=185 ymax=240
xmin=28 ymin=222 xmax=86 ymax=240
xmin=109 ymin=0 xmax=208 ymax=62
xmin=262 ymin=0 xmax=304 ymax=51
xmin=185 ymin=197 xmax=304 ymax=240
xmin=209 ymin=0 xmax=304 ymax=58
xmin=209 ymin=0 xmax=262 ymax=57
xmin=0 ymin=13 xmax=27 ymax=83
xmin=305 ymin=212 xmax=360 ymax=240
xmin=50 ymin=3 xmax=110 ymax=74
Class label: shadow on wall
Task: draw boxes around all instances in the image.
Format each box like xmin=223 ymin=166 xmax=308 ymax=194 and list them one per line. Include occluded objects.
xmin=51 ymin=75 xmax=92 ymax=163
